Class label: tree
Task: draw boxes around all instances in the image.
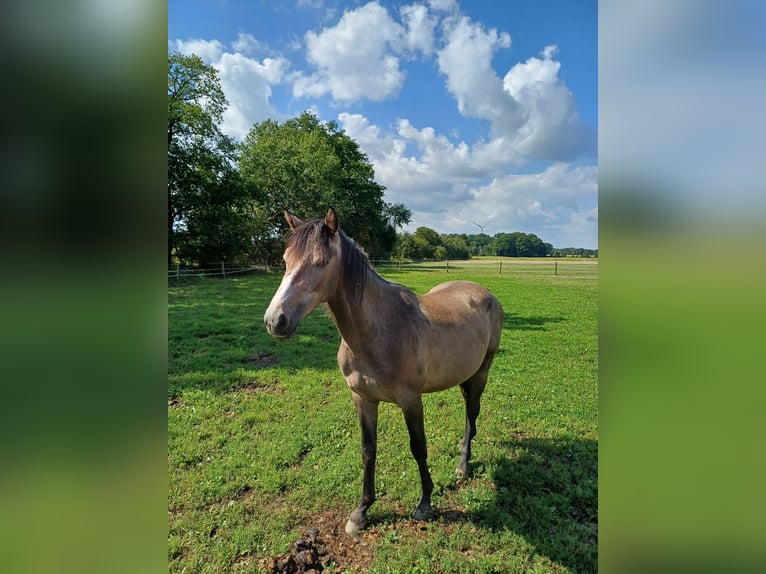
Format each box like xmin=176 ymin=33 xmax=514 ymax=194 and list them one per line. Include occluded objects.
xmin=168 ymin=52 xmax=256 ymax=266
xmin=168 ymin=53 xmax=226 ymax=147
xmin=490 ymin=231 xmax=549 ymax=257
xmin=239 ymin=112 xmax=409 ymax=259
xmin=171 ymin=137 xmax=255 ymax=265
xmin=492 ymin=233 xmax=519 ymax=257
xmin=441 ymin=234 xmax=470 ymax=259
xmin=393 ymin=232 xmax=418 ymax=260
xmin=467 ymin=233 xmax=494 ymax=256
xmin=413 ymin=227 xmax=441 ymax=249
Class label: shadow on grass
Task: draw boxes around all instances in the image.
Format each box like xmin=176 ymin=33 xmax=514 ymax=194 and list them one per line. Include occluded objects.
xmin=368 ymin=435 xmax=597 ymax=573
xmin=440 ymin=435 xmax=598 ymax=573
xmin=503 ymin=313 xmax=566 ymax=331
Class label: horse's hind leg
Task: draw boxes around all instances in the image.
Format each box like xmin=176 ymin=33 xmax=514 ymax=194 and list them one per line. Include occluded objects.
xmin=457 ymin=351 xmax=495 ymax=477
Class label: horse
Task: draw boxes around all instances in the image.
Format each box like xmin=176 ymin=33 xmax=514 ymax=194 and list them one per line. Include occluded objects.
xmin=264 ymin=208 xmax=503 ymax=535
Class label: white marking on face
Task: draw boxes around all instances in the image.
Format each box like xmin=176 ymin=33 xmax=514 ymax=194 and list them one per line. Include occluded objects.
xmin=263 ymin=235 xmax=341 ymax=337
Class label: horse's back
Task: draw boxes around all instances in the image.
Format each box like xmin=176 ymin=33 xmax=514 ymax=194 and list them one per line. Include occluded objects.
xmin=422 ymin=280 xmax=503 ymax=338
xmin=417 ymin=281 xmax=503 ymax=391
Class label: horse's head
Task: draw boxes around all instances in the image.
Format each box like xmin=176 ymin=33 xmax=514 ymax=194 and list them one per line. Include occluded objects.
xmin=264 ymin=207 xmax=342 ymax=338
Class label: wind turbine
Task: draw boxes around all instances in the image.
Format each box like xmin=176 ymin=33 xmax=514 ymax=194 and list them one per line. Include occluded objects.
xmin=472 ymin=221 xmax=490 ymax=234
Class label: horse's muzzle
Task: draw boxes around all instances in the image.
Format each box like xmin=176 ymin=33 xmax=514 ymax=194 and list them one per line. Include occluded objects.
xmin=264 ymin=312 xmax=295 ymax=338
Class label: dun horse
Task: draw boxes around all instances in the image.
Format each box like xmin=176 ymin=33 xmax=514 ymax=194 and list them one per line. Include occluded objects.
xmin=264 ymin=208 xmax=503 ymax=535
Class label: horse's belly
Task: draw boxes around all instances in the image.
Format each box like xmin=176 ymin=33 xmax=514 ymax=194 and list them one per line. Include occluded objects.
xmin=422 ymin=355 xmax=484 ymax=393
xmin=422 ymin=322 xmax=490 ymax=392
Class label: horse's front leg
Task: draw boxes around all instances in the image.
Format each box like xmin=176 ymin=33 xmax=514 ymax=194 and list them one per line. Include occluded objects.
xmin=345 ymin=393 xmax=379 ymax=535
xmin=401 ymin=395 xmax=435 ymax=521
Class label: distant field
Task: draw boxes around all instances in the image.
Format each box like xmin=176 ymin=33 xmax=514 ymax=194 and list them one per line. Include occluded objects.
xmin=168 ymin=266 xmax=597 ymax=573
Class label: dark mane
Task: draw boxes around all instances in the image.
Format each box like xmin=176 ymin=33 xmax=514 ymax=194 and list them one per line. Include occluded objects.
xmin=287 ymin=218 xmax=371 ymax=300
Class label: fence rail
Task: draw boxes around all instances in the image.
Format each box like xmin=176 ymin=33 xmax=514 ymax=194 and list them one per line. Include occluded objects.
xmin=167 ymin=262 xmax=269 ymax=280
xmin=372 ymin=258 xmax=598 ymax=278
xmin=169 ymin=258 xmax=597 ymax=281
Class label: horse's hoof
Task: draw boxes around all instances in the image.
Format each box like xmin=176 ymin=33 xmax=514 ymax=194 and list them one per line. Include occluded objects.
xmin=456 ymin=462 xmax=470 ymax=478
xmin=413 ymin=504 xmax=435 ymax=521
xmin=345 ymin=514 xmax=367 ymax=536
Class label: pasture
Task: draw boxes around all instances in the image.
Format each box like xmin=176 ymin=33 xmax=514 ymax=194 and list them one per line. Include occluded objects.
xmin=168 ymin=263 xmax=597 ymax=573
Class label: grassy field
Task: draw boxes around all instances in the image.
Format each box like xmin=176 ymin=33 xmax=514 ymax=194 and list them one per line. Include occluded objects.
xmin=168 ymin=263 xmax=598 ymax=573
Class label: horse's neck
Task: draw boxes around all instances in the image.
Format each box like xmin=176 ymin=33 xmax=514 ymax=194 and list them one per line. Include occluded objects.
xmin=326 ymin=266 xmax=392 ymax=350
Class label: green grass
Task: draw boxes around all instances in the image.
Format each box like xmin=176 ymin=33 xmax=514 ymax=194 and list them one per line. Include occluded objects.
xmin=168 ymin=264 xmax=597 ymax=573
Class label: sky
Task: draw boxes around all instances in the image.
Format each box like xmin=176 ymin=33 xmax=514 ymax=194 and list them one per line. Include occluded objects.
xmin=169 ymin=0 xmax=597 ymax=249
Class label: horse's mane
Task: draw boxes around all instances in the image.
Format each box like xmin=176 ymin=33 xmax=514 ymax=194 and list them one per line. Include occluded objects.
xmin=287 ymin=218 xmax=371 ymax=301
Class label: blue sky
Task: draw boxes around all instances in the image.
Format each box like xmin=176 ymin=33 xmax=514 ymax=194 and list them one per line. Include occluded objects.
xmin=169 ymin=0 xmax=597 ymax=249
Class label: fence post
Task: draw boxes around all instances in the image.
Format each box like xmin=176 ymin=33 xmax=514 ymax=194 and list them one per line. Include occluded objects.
xmin=499 ymin=261 xmax=502 ymax=274
xmin=446 ymin=260 xmax=449 ymax=273
xmin=221 ymin=261 xmax=226 ymax=278
xmin=176 ymin=264 xmax=180 ymax=281
xmin=554 ymin=261 xmax=558 ymax=276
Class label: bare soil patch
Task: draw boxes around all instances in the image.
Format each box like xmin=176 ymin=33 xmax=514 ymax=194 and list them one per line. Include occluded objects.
xmin=259 ymin=504 xmax=471 ymax=573
xmin=246 ymin=351 xmax=279 ymax=367
xmin=259 ymin=508 xmax=377 ymax=573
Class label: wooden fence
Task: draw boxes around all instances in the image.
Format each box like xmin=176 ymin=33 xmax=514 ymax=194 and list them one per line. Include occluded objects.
xmin=169 ymin=258 xmax=597 ymax=281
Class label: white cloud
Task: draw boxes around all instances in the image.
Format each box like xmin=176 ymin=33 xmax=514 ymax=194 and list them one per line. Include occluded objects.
xmin=339 ymin=111 xmax=597 ymax=247
xmin=470 ymin=164 xmax=598 ymax=221
xmin=437 ymin=16 xmax=517 ymax=127
xmin=436 ymin=16 xmax=595 ymax=161
xmin=400 ymin=4 xmax=438 ymax=56
xmin=502 ymin=46 xmax=596 ymax=159
xmin=339 ymin=113 xmax=519 ymax=203
xmin=428 ymin=0 xmax=459 ymax=13
xmin=231 ymin=32 xmax=263 ymax=55
xmin=170 ymin=38 xmax=224 ymax=63
xmin=460 ymin=164 xmax=598 ymax=246
xmin=216 ymin=53 xmax=291 ymax=140
xmin=296 ymin=2 xmax=406 ymax=102
xmin=172 ymin=37 xmax=290 ymax=140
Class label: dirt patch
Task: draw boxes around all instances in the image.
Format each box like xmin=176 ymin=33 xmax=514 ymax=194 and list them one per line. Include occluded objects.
xmin=259 ymin=508 xmax=378 ymax=573
xmin=259 ymin=504 xmax=475 ymax=573
xmin=245 ymin=352 xmax=279 ymax=367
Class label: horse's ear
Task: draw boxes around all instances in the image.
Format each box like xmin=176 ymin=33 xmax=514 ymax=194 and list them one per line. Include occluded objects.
xmin=324 ymin=207 xmax=338 ymax=234
xmin=285 ymin=211 xmax=302 ymax=231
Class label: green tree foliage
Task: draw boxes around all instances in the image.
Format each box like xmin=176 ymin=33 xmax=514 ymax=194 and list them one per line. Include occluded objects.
xmin=550 ymin=247 xmax=598 ymax=257
xmin=393 ymin=228 xmax=471 ymax=260
xmin=490 ymin=231 xmax=552 ymax=257
xmin=491 ymin=233 xmax=518 ymax=257
xmin=239 ymin=112 xmax=410 ymax=259
xmin=393 ymin=227 xmax=438 ymax=260
xmin=168 ymin=52 xmax=255 ymax=266
xmin=393 ymin=228 xmax=562 ymax=259
xmin=467 ymin=233 xmax=494 ymax=256
xmin=441 ymin=234 xmax=470 ymax=259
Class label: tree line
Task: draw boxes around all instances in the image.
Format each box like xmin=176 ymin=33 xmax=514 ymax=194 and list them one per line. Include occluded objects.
xmin=392 ymin=228 xmax=596 ymax=260
xmin=168 ymin=52 xmax=596 ymax=268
